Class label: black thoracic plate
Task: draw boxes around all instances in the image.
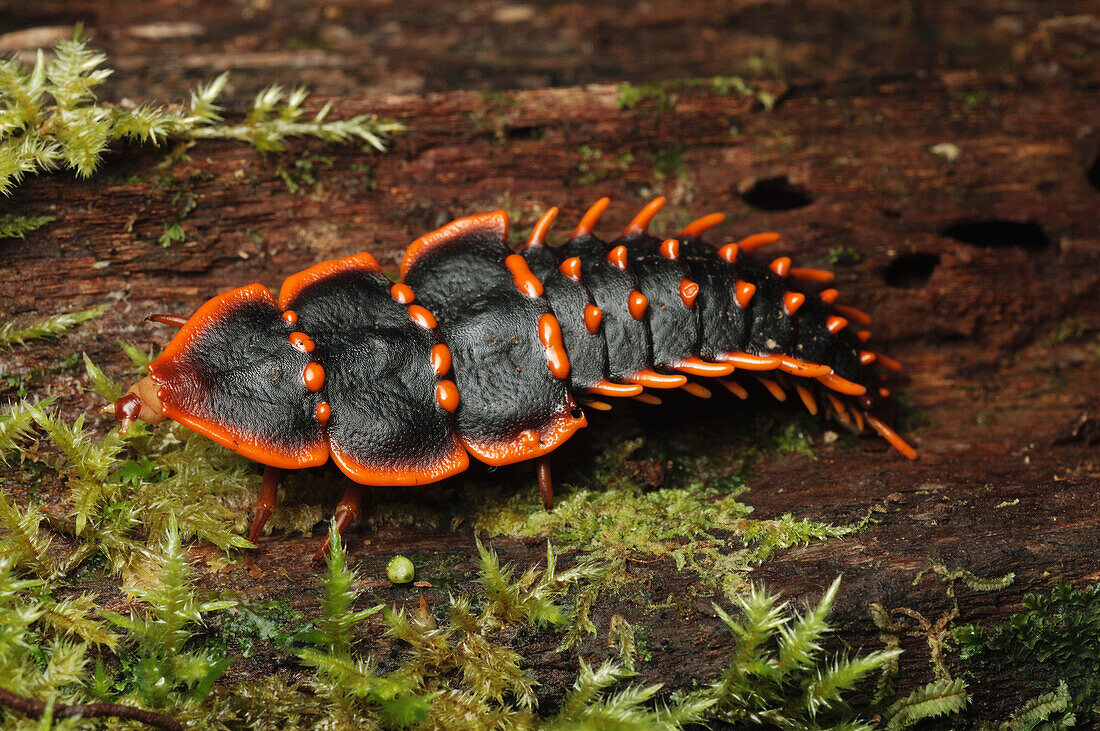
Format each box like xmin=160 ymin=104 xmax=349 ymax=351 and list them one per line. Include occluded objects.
xmin=149 ymin=284 xmax=327 ymax=469
xmin=282 ymin=267 xmax=467 ymax=485
xmin=522 ymin=244 xmax=609 ymax=391
xmin=404 ymin=217 xmax=583 ymax=464
xmin=559 ymin=234 xmax=651 ymax=380
xmin=619 ymin=234 xmax=700 ymax=369
xmin=679 ymin=240 xmax=749 ymax=361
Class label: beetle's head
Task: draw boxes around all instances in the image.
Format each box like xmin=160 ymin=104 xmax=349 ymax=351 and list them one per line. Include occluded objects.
xmin=101 ymin=376 xmax=167 ymax=434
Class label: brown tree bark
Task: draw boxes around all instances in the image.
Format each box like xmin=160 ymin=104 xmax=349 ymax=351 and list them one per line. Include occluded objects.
xmin=1 ymin=0 xmax=1098 ymax=720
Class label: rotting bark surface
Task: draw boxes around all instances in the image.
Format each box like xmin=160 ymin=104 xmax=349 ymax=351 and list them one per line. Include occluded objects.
xmin=1 ymin=0 xmax=1099 ymax=721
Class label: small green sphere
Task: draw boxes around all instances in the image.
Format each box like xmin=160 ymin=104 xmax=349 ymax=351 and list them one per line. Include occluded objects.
xmin=386 ymin=555 xmax=415 ymax=584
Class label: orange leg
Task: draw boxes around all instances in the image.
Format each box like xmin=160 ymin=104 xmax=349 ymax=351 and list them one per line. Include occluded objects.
xmin=313 ymin=482 xmax=364 ymax=561
xmin=248 ymin=466 xmax=281 ymax=544
xmin=537 ymin=455 xmax=553 ymax=512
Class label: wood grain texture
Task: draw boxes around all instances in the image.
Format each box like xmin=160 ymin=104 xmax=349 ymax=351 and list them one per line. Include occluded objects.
xmin=1 ymin=0 xmax=1098 ymax=717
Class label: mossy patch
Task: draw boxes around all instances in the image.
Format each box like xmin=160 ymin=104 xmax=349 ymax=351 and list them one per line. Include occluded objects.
xmin=473 ymin=424 xmax=856 ymax=600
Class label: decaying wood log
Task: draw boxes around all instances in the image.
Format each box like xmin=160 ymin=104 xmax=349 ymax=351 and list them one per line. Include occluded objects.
xmin=1 ymin=0 xmax=1098 ymax=721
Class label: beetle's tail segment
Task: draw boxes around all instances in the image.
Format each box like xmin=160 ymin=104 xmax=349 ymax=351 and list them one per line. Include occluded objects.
xmin=312 ymin=483 xmax=363 ymax=561
xmin=540 ymin=197 xmax=917 ymax=460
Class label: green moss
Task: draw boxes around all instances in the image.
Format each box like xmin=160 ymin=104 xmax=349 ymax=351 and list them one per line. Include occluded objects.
xmin=955 ymin=580 xmax=1100 ymax=722
xmin=0 ymin=213 xmax=55 ymax=239
xmin=827 ymin=246 xmax=864 ymax=266
xmin=474 ymin=433 xmax=854 ymax=599
xmin=469 ymin=91 xmax=521 ymax=142
xmin=574 ymin=144 xmax=635 ymax=186
xmin=0 ymin=304 xmax=107 ymax=348
xmin=616 ymin=76 xmax=776 ymax=114
xmin=652 ymin=143 xmax=686 ymax=181
xmin=0 ymin=26 xmax=402 ymax=195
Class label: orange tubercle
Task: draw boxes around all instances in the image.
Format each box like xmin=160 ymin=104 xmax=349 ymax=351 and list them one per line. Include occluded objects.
xmin=817 ymin=372 xmax=866 ymax=396
xmin=718 ymin=352 xmax=781 ymax=370
xmin=770 ymin=257 xmax=791 ymax=277
xmin=864 ymin=412 xmax=918 ymax=460
xmin=303 ymin=362 xmax=326 ymax=393
xmin=794 ymin=385 xmax=818 ymax=415
xmin=789 ymin=268 xmax=836 ymax=283
xmin=584 ymin=304 xmax=603 ymax=334
xmin=777 ymin=356 xmax=831 ymax=377
xmin=628 ymin=369 xmax=687 ymax=389
xmin=718 ymin=243 xmax=739 ymax=263
xmin=675 ymin=356 xmax=735 ymax=377
xmin=756 ymin=377 xmax=787 ymax=402
xmin=826 ymin=316 xmax=848 ymax=335
xmin=679 ymin=279 xmax=700 ymax=308
xmin=282 ymin=310 xmax=298 ymax=324
xmin=628 ymin=290 xmax=648 ymax=320
xmin=527 ymin=207 xmax=559 ymax=248
xmin=857 ymin=330 xmax=872 ymax=342
xmin=659 ymin=238 xmax=680 ymax=260
xmin=316 ymin=402 xmax=331 ymax=423
xmin=408 ymin=305 xmax=438 ymax=330
xmin=835 ymin=304 xmax=872 ymax=326
xmin=390 ymin=283 xmax=415 ymax=304
xmin=679 ymin=212 xmax=725 ymax=237
xmin=505 ymin=254 xmax=544 ymax=298
xmin=783 ymin=292 xmax=805 ymax=316
xmin=875 ymin=352 xmax=903 ymax=371
xmin=289 ymin=331 xmax=316 ymax=353
xmin=588 ymin=380 xmax=643 ymax=397
xmin=538 ymin=313 xmax=570 ymax=380
xmin=572 ymin=197 xmax=610 ymax=239
xmin=435 ymin=380 xmax=460 ymax=412
xmin=718 ymin=378 xmax=749 ymax=399
xmin=560 ymin=256 xmax=583 ymax=281
xmin=859 ymin=351 xmax=877 ymax=366
xmin=734 ymin=281 xmax=756 ymax=309
xmin=737 ymin=231 xmax=781 ymax=252
xmin=431 ymin=344 xmax=452 ymax=376
xmin=622 ymin=197 xmax=666 ymax=237
xmin=607 ymin=245 xmax=629 ymax=270
xmin=681 ymin=382 xmax=712 ymax=399
xmin=819 ymin=288 xmax=839 ymax=305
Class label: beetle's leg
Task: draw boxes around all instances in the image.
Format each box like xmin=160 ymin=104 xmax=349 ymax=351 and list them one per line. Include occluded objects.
xmin=313 ymin=482 xmax=364 ymax=561
xmin=248 ymin=466 xmax=281 ymax=543
xmin=536 ymin=455 xmax=553 ymax=512
xmin=145 ymin=314 xmax=188 ymax=327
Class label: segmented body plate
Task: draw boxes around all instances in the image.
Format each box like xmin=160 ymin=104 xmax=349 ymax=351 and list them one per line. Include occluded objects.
xmin=150 ymin=198 xmax=916 ymax=484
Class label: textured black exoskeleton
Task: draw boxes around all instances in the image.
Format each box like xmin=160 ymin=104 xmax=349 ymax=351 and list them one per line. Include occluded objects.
xmin=105 ymin=198 xmax=916 ymax=558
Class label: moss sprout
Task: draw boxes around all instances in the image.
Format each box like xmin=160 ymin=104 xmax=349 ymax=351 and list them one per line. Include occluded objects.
xmin=0 ymin=305 xmax=107 ymax=348
xmin=475 ymin=435 xmax=854 ymax=598
xmin=0 ymin=26 xmax=402 ymax=195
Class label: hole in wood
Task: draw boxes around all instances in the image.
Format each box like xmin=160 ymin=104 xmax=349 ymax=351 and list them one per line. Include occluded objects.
xmin=740 ymin=176 xmax=813 ymax=211
xmin=1088 ymin=152 xmax=1100 ymax=192
xmin=884 ymin=253 xmax=940 ymax=289
xmin=941 ymin=219 xmax=1051 ymax=251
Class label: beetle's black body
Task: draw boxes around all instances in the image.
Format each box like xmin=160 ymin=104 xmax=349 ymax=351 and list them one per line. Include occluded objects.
xmin=108 ymin=198 xmax=915 ymax=555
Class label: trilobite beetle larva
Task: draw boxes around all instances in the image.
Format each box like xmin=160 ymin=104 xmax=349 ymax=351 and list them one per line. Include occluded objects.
xmin=103 ymin=197 xmax=916 ymax=559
